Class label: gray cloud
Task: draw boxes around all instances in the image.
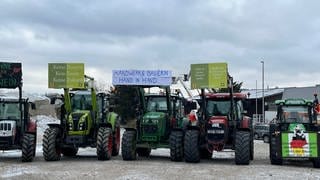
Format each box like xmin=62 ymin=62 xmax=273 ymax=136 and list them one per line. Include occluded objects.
xmin=0 ymin=0 xmax=320 ymax=92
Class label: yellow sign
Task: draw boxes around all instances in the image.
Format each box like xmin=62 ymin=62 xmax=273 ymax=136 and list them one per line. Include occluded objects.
xmin=48 ymin=63 xmax=84 ymax=88
xmin=191 ymin=62 xmax=228 ymax=89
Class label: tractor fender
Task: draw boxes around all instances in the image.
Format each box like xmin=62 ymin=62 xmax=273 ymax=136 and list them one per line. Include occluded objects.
xmin=106 ymin=112 xmax=119 ymax=130
xmin=241 ymin=116 xmax=252 ymax=129
xmin=27 ymin=118 xmax=37 ymax=133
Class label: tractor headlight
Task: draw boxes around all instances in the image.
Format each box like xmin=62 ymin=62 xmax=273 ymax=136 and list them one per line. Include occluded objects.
xmin=68 ymin=123 xmax=73 ymax=130
xmin=79 ymin=122 xmax=85 ymax=131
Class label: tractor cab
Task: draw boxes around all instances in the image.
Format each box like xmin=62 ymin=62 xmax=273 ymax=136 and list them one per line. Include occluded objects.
xmin=274 ymin=99 xmax=314 ymax=131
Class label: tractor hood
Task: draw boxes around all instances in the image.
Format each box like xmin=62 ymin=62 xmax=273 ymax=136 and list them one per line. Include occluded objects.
xmin=208 ymin=116 xmax=228 ymax=127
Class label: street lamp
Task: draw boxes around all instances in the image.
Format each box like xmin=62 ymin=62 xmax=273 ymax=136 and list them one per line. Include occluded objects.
xmin=261 ymin=60 xmax=265 ymax=123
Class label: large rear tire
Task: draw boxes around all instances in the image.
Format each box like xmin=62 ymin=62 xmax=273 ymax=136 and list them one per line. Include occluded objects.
xmin=61 ymin=147 xmax=78 ymax=157
xmin=250 ymin=132 xmax=254 ymax=161
xmin=270 ymin=136 xmax=282 ymax=165
xmin=121 ymin=130 xmax=137 ymax=160
xmin=184 ymin=130 xmax=200 ymax=163
xmin=170 ymin=131 xmax=183 ymax=161
xmin=235 ymin=131 xmax=250 ymax=165
xmin=22 ymin=133 xmax=36 ymax=162
xmin=97 ymin=127 xmax=113 ymax=160
xmin=112 ymin=127 xmax=121 ymax=156
xmin=43 ymin=127 xmax=61 ymax=161
xmin=313 ymin=159 xmax=320 ymax=168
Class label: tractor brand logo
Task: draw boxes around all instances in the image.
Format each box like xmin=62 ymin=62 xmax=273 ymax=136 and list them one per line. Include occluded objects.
xmin=282 ymin=123 xmax=318 ymax=158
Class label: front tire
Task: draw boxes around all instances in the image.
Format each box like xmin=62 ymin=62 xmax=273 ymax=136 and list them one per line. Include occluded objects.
xmin=121 ymin=130 xmax=137 ymax=160
xmin=235 ymin=131 xmax=250 ymax=165
xmin=97 ymin=127 xmax=113 ymax=160
xmin=184 ymin=130 xmax=200 ymax=163
xmin=270 ymin=136 xmax=282 ymax=165
xmin=43 ymin=127 xmax=61 ymax=161
xmin=22 ymin=133 xmax=36 ymax=162
xmin=170 ymin=131 xmax=183 ymax=161
xmin=313 ymin=159 xmax=320 ymax=168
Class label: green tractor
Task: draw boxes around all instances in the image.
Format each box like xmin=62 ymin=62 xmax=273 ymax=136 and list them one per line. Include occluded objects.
xmin=43 ymin=75 xmax=120 ymax=161
xmin=270 ymin=97 xmax=320 ymax=168
xmin=115 ymin=86 xmax=189 ymax=161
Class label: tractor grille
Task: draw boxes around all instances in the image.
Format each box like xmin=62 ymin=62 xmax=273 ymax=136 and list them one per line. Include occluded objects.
xmin=143 ymin=124 xmax=158 ymax=134
xmin=207 ymin=124 xmax=225 ymax=141
xmin=0 ymin=123 xmax=12 ymax=131
xmin=71 ymin=113 xmax=84 ymax=131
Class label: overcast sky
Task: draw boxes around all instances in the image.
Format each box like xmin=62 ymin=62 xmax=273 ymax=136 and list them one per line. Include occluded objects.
xmin=1 ymin=0 xmax=320 ymax=93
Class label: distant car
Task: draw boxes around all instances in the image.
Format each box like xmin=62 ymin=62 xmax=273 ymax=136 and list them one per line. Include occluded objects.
xmin=253 ymin=124 xmax=270 ymax=143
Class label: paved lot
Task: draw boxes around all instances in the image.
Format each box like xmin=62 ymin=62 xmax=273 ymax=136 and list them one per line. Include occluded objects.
xmin=0 ymin=140 xmax=319 ymax=180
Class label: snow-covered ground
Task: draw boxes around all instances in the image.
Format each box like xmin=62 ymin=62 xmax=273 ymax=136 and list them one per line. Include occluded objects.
xmin=0 ymin=115 xmax=320 ymax=180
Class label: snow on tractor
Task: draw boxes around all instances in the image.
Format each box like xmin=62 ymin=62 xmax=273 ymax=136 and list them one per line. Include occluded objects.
xmin=184 ymin=63 xmax=253 ymax=165
xmin=0 ymin=62 xmax=37 ymax=162
xmin=43 ymin=64 xmax=120 ymax=161
xmin=269 ymin=97 xmax=320 ymax=168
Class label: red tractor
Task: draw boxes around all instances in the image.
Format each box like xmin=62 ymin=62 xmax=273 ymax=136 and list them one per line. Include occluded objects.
xmin=0 ymin=62 xmax=37 ymax=162
xmin=184 ymin=77 xmax=253 ymax=165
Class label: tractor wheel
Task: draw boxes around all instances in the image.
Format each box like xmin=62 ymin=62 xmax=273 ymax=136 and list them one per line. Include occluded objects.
xmin=97 ymin=127 xmax=113 ymax=160
xmin=112 ymin=127 xmax=121 ymax=156
xmin=254 ymin=133 xmax=259 ymax=140
xmin=61 ymin=147 xmax=78 ymax=157
xmin=184 ymin=130 xmax=200 ymax=163
xmin=43 ymin=127 xmax=61 ymax=161
xmin=250 ymin=134 xmax=254 ymax=161
xmin=22 ymin=133 xmax=36 ymax=162
xmin=136 ymin=148 xmax=151 ymax=157
xmin=169 ymin=130 xmax=183 ymax=161
xmin=313 ymin=159 xmax=320 ymax=168
xmin=235 ymin=131 xmax=250 ymax=165
xmin=270 ymin=137 xmax=282 ymax=165
xmin=121 ymin=130 xmax=137 ymax=160
xmin=200 ymin=148 xmax=212 ymax=159
xmin=263 ymin=135 xmax=270 ymax=143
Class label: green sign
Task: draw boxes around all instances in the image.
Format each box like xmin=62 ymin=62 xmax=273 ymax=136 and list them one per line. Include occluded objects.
xmin=281 ymin=123 xmax=318 ymax=158
xmin=48 ymin=63 xmax=84 ymax=88
xmin=0 ymin=62 xmax=22 ymax=88
xmin=191 ymin=63 xmax=228 ymax=89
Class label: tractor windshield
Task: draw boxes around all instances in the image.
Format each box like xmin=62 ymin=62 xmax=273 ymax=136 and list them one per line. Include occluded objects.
xmin=280 ymin=106 xmax=311 ymax=123
xmin=71 ymin=94 xmax=92 ymax=111
xmin=207 ymin=100 xmax=230 ymax=116
xmin=206 ymin=99 xmax=243 ymax=119
xmin=146 ymin=96 xmax=168 ymax=112
xmin=0 ymin=102 xmax=21 ymax=120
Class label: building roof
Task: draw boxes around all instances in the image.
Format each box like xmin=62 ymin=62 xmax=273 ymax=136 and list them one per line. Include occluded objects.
xmin=242 ymin=88 xmax=284 ymax=99
xmin=282 ymin=85 xmax=320 ymax=100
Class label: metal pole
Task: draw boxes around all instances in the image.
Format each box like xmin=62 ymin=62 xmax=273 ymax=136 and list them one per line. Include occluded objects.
xmin=261 ymin=61 xmax=265 ymax=123
xmin=255 ymin=80 xmax=258 ymax=122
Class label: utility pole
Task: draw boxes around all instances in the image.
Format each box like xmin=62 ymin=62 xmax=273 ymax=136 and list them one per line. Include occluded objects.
xmin=261 ymin=61 xmax=265 ymax=123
